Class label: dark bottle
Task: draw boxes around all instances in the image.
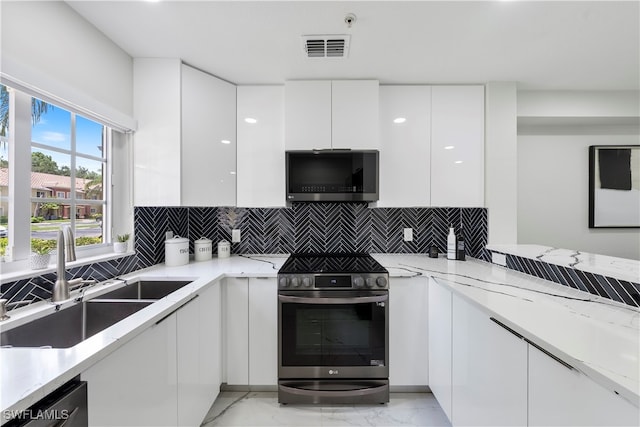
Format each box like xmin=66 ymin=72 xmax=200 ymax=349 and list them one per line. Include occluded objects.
xmin=456 ymin=234 xmax=466 ymax=261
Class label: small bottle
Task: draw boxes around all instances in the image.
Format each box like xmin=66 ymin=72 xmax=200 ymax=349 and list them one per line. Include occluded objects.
xmin=447 ymin=227 xmax=457 ymax=260
xmin=457 ymin=233 xmax=466 ymax=261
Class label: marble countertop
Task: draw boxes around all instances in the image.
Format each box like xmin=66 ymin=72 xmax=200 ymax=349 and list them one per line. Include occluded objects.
xmin=1 ymin=253 xmax=638 ymax=424
xmin=487 ymin=243 xmax=640 ymax=284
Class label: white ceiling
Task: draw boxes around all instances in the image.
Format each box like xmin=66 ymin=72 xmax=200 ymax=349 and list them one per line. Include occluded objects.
xmin=66 ymin=0 xmax=640 ymax=90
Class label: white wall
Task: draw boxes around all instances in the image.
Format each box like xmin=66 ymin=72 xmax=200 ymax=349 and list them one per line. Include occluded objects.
xmin=517 ymin=91 xmax=640 ymax=260
xmin=0 ymin=1 xmax=134 ymax=128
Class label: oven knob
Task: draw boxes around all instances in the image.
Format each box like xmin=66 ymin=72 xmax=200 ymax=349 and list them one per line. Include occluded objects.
xmin=376 ymin=276 xmax=388 ymax=288
xmin=302 ymin=277 xmax=312 ymax=288
xmin=279 ymin=277 xmax=289 ymax=288
xmin=353 ymin=277 xmax=364 ymax=288
xmin=291 ymin=277 xmax=300 ymax=288
xmin=365 ymin=277 xmax=375 ymax=288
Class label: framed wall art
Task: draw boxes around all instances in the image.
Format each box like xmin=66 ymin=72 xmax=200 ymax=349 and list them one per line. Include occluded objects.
xmin=589 ymin=145 xmax=640 ymax=228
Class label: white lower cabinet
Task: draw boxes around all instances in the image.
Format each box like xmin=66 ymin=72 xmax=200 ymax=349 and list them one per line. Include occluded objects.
xmin=177 ymin=284 xmax=222 ymax=426
xmin=224 ymin=277 xmax=249 ymax=385
xmin=389 ymin=277 xmax=428 ymax=387
xmin=428 ymin=278 xmax=452 ymax=420
xmin=82 ymin=282 xmax=223 ymax=427
xmin=451 ymin=294 xmax=528 ymax=427
xmin=82 ymin=311 xmax=179 ymax=426
xmin=528 ymin=344 xmax=639 ymax=426
xmin=224 ymin=277 xmax=278 ymax=387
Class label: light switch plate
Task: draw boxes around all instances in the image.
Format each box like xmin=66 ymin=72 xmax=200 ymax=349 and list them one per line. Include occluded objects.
xmin=403 ymin=228 xmax=413 ymax=242
xmin=232 ymin=229 xmax=241 ymax=243
xmin=165 ymin=230 xmax=174 ymax=240
xmin=492 ymin=252 xmax=507 ymax=267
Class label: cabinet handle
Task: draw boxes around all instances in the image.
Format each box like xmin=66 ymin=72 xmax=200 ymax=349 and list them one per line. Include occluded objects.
xmin=525 ymin=338 xmax=574 ymax=371
xmin=155 ymin=294 xmax=199 ymax=325
xmin=490 ymin=317 xmax=524 ymax=339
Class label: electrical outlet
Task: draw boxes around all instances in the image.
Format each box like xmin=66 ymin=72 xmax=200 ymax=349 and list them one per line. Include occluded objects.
xmin=403 ymin=228 xmax=413 ymax=242
xmin=232 ymin=229 xmax=241 ymax=243
xmin=492 ymin=252 xmax=507 ymax=267
xmin=165 ymin=230 xmax=174 ymax=240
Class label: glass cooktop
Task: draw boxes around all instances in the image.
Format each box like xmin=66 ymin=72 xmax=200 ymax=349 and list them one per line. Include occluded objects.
xmin=278 ymin=253 xmax=387 ymax=275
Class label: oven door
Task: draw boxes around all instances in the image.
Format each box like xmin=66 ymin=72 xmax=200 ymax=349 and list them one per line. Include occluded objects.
xmin=278 ymin=290 xmax=389 ymax=380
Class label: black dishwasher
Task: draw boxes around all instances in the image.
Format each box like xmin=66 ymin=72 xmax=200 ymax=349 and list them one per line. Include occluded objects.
xmin=3 ymin=378 xmax=88 ymax=426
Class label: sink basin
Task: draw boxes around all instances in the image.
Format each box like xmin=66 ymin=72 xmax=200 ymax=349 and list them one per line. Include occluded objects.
xmin=93 ymin=280 xmax=192 ymax=300
xmin=0 ymin=300 xmax=153 ymax=349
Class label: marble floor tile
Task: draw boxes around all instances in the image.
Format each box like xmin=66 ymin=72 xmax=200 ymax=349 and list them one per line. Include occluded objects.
xmin=201 ymin=392 xmax=451 ymax=427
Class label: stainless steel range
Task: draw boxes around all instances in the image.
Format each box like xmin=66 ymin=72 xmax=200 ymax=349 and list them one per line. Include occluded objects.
xmin=277 ymin=253 xmax=389 ymax=404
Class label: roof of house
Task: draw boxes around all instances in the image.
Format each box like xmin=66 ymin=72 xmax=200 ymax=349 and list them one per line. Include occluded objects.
xmin=0 ymin=168 xmax=92 ymax=191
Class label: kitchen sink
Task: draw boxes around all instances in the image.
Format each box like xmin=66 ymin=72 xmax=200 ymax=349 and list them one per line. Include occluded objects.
xmin=0 ymin=300 xmax=153 ymax=349
xmin=93 ymin=280 xmax=192 ymax=300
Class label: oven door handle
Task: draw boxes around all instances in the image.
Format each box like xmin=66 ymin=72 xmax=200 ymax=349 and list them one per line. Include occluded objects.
xmin=278 ymin=294 xmax=388 ymax=305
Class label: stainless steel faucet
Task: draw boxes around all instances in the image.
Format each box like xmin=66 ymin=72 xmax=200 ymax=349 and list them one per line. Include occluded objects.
xmin=52 ymin=226 xmax=77 ymax=302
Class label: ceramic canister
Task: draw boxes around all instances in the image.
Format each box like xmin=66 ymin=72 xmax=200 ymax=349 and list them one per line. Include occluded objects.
xmin=194 ymin=237 xmax=213 ymax=261
xmin=217 ymin=240 xmax=231 ymax=258
xmin=165 ymin=235 xmax=189 ymax=266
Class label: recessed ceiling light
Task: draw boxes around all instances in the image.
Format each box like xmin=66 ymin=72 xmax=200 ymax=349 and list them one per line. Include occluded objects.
xmin=455 ymin=160 xmax=463 ymax=164
xmin=393 ymin=117 xmax=406 ymax=124
xmin=244 ymin=117 xmax=257 ymax=124
xmin=221 ymin=140 xmax=231 ymax=145
xmin=444 ymin=145 xmax=455 ymax=150
xmin=230 ymin=171 xmax=237 ymax=175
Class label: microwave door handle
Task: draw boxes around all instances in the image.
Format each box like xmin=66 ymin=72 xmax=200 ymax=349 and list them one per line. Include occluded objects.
xmin=278 ymin=294 xmax=388 ymax=305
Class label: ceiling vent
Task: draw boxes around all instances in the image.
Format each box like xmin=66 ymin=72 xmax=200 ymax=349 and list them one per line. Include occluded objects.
xmin=301 ymin=35 xmax=351 ymax=59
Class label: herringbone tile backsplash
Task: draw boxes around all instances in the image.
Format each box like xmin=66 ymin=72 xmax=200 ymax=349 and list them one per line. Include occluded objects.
xmin=134 ymin=204 xmax=488 ymax=268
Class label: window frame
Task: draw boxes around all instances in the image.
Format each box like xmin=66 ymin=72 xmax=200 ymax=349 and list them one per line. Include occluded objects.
xmin=1 ymin=85 xmax=123 ymax=275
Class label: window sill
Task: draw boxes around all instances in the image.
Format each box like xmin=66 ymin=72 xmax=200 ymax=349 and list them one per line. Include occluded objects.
xmin=0 ymin=251 xmax=136 ymax=285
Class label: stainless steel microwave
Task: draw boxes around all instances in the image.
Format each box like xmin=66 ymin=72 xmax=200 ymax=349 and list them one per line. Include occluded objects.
xmin=286 ymin=149 xmax=379 ymax=202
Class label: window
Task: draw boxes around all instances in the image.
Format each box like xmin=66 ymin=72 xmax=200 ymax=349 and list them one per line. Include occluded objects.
xmin=0 ymin=83 xmax=119 ymax=266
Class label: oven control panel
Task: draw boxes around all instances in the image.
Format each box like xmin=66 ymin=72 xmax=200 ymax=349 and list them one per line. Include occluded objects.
xmin=278 ymin=274 xmax=389 ymax=290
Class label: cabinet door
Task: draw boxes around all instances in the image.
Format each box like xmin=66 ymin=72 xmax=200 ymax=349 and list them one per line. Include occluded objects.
xmin=284 ymin=80 xmax=331 ymax=150
xmin=182 ymin=64 xmax=237 ymax=206
xmin=389 ymin=277 xmax=428 ymax=386
xmin=248 ymin=277 xmax=278 ymax=385
xmin=82 ymin=313 xmax=178 ymax=426
xmin=528 ymin=344 xmax=640 ymax=426
xmin=237 ymin=86 xmax=285 ymax=207
xmin=378 ymin=85 xmax=431 ymax=207
xmin=431 ymin=85 xmax=484 ymax=207
xmin=133 ymin=58 xmax=182 ymax=206
xmin=331 ymin=80 xmax=379 ymax=149
xmin=177 ymin=284 xmax=222 ymax=426
xmin=224 ymin=277 xmax=249 ymax=385
xmin=452 ymin=294 xmax=527 ymax=426
xmin=428 ymin=278 xmax=452 ymax=421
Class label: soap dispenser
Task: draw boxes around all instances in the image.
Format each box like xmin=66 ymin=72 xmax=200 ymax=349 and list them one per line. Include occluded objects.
xmin=447 ymin=227 xmax=457 ymax=260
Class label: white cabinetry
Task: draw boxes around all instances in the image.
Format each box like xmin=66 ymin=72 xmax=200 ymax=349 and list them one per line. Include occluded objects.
xmin=182 ymin=64 xmax=236 ymax=206
xmin=237 ymin=86 xmax=285 ymax=207
xmin=452 ymin=294 xmax=527 ymax=426
xmin=528 ymin=344 xmax=639 ymax=426
xmin=248 ymin=278 xmax=278 ymax=386
xmin=284 ymin=80 xmax=379 ymax=150
xmin=378 ymin=86 xmax=431 ymax=207
xmin=177 ymin=284 xmax=222 ymax=426
xmin=431 ymin=85 xmax=485 ymax=207
xmin=428 ymin=278 xmax=452 ymax=420
xmin=82 ymin=311 xmax=179 ymax=426
xmin=389 ymin=276 xmax=428 ymax=387
xmin=133 ymin=60 xmax=236 ymax=206
xmin=224 ymin=277 xmax=249 ymax=386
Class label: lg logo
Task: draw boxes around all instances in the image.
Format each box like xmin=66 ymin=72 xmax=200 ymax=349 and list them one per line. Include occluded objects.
xmin=328 ymin=369 xmax=339 ymax=375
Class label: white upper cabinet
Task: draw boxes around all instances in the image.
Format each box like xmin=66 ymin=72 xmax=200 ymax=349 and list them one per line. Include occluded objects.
xmin=285 ymin=80 xmax=379 ymax=150
xmin=378 ymin=86 xmax=431 ymax=207
xmin=331 ymin=80 xmax=379 ymax=149
xmin=285 ymin=80 xmax=331 ymax=150
xmin=237 ymin=86 xmax=286 ymax=207
xmin=182 ymin=64 xmax=237 ymax=206
xmin=430 ymin=85 xmax=485 ymax=207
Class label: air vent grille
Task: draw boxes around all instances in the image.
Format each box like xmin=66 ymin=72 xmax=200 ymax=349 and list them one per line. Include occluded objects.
xmin=302 ymin=35 xmax=351 ymax=59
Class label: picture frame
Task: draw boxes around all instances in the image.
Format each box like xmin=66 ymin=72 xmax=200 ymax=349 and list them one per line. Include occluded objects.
xmin=589 ymin=145 xmax=640 ymax=228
